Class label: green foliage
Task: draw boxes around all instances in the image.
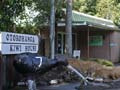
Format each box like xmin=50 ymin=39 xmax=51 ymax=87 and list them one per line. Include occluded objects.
xmin=96 ymin=0 xmax=116 ymax=19
xmin=90 ymin=58 xmax=114 ymax=66
xmin=81 ymin=58 xmax=114 ymax=66
xmin=0 ymin=0 xmax=65 ymax=34
xmin=1 ymin=0 xmax=120 ymax=33
xmin=73 ymin=0 xmax=120 ymax=26
xmin=96 ymin=0 xmax=120 ymax=27
xmin=73 ymin=0 xmax=98 ymax=15
xmin=113 ymin=3 xmax=120 ymax=27
xmin=16 ymin=24 xmax=39 ymax=34
xmin=0 ymin=0 xmax=33 ymax=31
xmin=33 ymin=0 xmax=65 ymax=27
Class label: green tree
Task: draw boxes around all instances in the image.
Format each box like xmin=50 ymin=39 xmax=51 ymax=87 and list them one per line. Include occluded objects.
xmin=73 ymin=0 xmax=98 ymax=15
xmin=73 ymin=0 xmax=120 ymax=26
xmin=96 ymin=0 xmax=116 ymax=19
xmin=96 ymin=0 xmax=120 ymax=26
xmin=32 ymin=0 xmax=66 ymax=58
xmin=0 ymin=0 xmax=33 ymax=31
xmin=33 ymin=0 xmax=65 ymax=27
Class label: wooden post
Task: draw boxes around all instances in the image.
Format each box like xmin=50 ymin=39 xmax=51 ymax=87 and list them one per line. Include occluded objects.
xmin=87 ymin=27 xmax=90 ymax=58
xmin=0 ymin=55 xmax=15 ymax=89
xmin=0 ymin=53 xmax=2 ymax=90
xmin=55 ymin=23 xmax=58 ymax=54
xmin=0 ymin=54 xmax=7 ymax=90
xmin=109 ymin=32 xmax=111 ymax=61
xmin=6 ymin=55 xmax=14 ymax=87
xmin=1 ymin=55 xmax=16 ymax=89
xmin=2 ymin=55 xmax=7 ymax=90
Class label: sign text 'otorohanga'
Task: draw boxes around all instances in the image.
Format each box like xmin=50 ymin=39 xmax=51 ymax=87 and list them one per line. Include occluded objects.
xmin=0 ymin=32 xmax=39 ymax=54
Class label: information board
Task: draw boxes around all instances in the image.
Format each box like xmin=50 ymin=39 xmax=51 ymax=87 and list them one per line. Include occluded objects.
xmin=89 ymin=36 xmax=103 ymax=46
xmin=73 ymin=50 xmax=80 ymax=58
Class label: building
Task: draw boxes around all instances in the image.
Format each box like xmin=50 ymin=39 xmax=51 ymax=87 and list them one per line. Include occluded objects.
xmin=40 ymin=10 xmax=120 ymax=63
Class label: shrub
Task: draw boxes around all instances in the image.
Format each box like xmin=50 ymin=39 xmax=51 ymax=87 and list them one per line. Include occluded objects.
xmin=91 ymin=58 xmax=114 ymax=66
xmin=81 ymin=58 xmax=114 ymax=67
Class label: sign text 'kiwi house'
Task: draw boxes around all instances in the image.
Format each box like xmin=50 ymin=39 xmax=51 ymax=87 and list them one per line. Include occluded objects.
xmin=0 ymin=32 xmax=39 ymax=54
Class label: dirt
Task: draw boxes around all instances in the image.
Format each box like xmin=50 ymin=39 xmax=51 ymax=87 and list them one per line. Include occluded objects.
xmin=36 ymin=65 xmax=80 ymax=86
xmin=68 ymin=58 xmax=120 ymax=80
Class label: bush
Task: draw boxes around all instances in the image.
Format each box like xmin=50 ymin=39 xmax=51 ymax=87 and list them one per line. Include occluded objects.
xmin=81 ymin=58 xmax=114 ymax=67
xmin=91 ymin=58 xmax=114 ymax=66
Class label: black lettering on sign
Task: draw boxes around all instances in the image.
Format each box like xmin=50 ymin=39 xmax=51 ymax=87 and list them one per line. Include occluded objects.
xmin=6 ymin=34 xmax=9 ymax=41
xmin=25 ymin=45 xmax=36 ymax=52
xmin=5 ymin=33 xmax=36 ymax=43
xmin=10 ymin=34 xmax=12 ymax=41
xmin=10 ymin=45 xmax=21 ymax=52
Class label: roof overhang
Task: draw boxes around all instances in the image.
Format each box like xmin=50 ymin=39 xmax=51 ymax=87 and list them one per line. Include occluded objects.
xmin=58 ymin=10 xmax=120 ymax=31
xmin=57 ymin=21 xmax=120 ymax=31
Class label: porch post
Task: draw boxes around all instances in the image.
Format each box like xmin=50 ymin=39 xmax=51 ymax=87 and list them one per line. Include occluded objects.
xmin=0 ymin=53 xmax=2 ymax=90
xmin=55 ymin=23 xmax=58 ymax=54
xmin=87 ymin=27 xmax=90 ymax=58
xmin=109 ymin=32 xmax=111 ymax=61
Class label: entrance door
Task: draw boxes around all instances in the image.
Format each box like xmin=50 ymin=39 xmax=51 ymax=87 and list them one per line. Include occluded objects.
xmin=57 ymin=33 xmax=65 ymax=54
xmin=57 ymin=33 xmax=76 ymax=54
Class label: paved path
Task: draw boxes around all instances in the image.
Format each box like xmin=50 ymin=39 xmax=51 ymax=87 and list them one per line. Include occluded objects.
xmin=39 ymin=83 xmax=79 ymax=90
xmin=38 ymin=81 xmax=120 ymax=90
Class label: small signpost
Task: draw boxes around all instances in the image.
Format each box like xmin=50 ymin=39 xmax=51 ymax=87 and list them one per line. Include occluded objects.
xmin=0 ymin=32 xmax=39 ymax=89
xmin=73 ymin=50 xmax=80 ymax=59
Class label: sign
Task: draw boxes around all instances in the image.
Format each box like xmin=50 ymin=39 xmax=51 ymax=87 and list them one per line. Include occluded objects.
xmin=89 ymin=36 xmax=103 ymax=46
xmin=110 ymin=43 xmax=117 ymax=47
xmin=73 ymin=50 xmax=80 ymax=58
xmin=0 ymin=32 xmax=39 ymax=54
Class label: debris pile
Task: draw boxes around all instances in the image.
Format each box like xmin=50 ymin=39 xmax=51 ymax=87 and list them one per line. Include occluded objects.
xmin=37 ymin=65 xmax=80 ymax=86
xmin=37 ymin=57 xmax=120 ymax=85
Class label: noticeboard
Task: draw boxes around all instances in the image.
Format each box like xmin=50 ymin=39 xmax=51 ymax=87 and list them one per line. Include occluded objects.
xmin=89 ymin=36 xmax=103 ymax=46
xmin=73 ymin=50 xmax=80 ymax=58
xmin=0 ymin=32 xmax=39 ymax=54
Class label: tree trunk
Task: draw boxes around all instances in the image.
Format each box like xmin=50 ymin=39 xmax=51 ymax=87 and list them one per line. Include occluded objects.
xmin=66 ymin=0 xmax=72 ymax=57
xmin=50 ymin=0 xmax=55 ymax=59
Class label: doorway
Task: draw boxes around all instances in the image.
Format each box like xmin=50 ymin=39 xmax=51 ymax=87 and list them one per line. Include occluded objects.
xmin=57 ymin=32 xmax=76 ymax=54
